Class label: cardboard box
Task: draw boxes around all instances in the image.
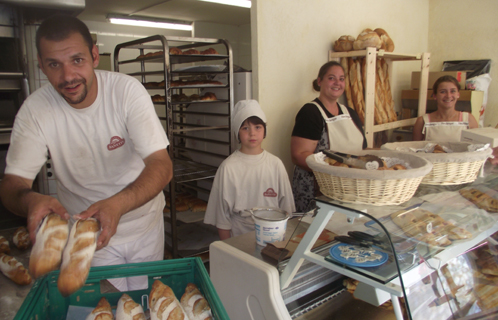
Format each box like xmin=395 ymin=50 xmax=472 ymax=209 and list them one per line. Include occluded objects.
xmin=461 ymin=127 xmax=498 ymax=147
xmin=411 ymin=71 xmax=467 ymax=90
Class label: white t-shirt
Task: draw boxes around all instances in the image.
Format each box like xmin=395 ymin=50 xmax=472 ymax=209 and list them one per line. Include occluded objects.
xmin=204 ymin=150 xmax=295 ymax=238
xmin=6 ymin=70 xmax=169 ymax=246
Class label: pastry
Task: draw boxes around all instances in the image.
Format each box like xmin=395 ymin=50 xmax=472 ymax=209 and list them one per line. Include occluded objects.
xmin=169 ymin=47 xmax=183 ymax=55
xmin=333 ymin=35 xmax=355 ymax=52
xmin=459 ymin=188 xmax=498 ymax=213
xmin=374 ymin=28 xmax=395 ymax=52
xmin=13 ymin=226 xmax=31 ymax=250
xmin=0 ymin=253 xmax=32 ymax=286
xmin=433 ymin=144 xmax=446 ymax=153
xmin=0 ymin=235 xmax=10 ymax=254
xmin=200 ymin=48 xmax=218 ymax=55
xmin=180 ymin=283 xmax=213 ymax=320
xmin=149 ymin=280 xmax=188 ymax=320
xmin=353 ymin=28 xmax=382 ymax=50
xmin=391 ymin=164 xmax=406 ymax=170
xmin=116 ymin=293 xmax=145 ymax=320
xmin=85 ymin=297 xmax=114 ymax=320
xmin=29 ymin=213 xmax=69 ymax=279
xmin=200 ymin=92 xmax=217 ymax=101
xmin=183 ymin=49 xmax=200 ymax=55
xmin=57 ymin=218 xmax=99 ymax=296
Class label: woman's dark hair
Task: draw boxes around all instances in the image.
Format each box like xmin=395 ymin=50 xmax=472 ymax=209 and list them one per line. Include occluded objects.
xmin=312 ymin=61 xmax=345 ymax=91
xmin=432 ymin=75 xmax=461 ymax=92
xmin=238 ymin=116 xmax=267 ymax=143
xmin=36 ymin=15 xmax=94 ymax=59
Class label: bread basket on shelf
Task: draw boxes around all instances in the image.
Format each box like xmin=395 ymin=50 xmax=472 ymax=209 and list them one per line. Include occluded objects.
xmin=306 ymin=150 xmax=432 ymax=206
xmin=381 ymin=141 xmax=492 ymax=185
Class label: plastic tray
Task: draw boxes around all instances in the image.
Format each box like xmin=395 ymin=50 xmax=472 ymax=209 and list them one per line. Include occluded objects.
xmin=14 ymin=257 xmax=229 ymax=320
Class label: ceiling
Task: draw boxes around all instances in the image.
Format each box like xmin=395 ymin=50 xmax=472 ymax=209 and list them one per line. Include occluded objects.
xmin=77 ymin=0 xmax=251 ymax=26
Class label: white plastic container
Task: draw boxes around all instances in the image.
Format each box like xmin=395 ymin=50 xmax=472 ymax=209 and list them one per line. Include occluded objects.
xmin=249 ymin=207 xmax=291 ymax=246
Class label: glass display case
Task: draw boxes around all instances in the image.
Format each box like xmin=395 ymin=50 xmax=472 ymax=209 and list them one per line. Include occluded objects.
xmin=210 ymin=162 xmax=498 ymax=320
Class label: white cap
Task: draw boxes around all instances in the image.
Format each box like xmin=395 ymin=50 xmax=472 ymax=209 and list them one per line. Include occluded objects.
xmin=232 ymin=100 xmax=267 ymax=142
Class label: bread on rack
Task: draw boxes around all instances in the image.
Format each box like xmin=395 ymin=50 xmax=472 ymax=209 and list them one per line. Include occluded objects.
xmin=374 ymin=28 xmax=395 ymax=52
xmin=333 ymin=35 xmax=355 ymax=52
xmin=13 ymin=226 xmax=31 ymax=250
xmin=0 ymin=253 xmax=32 ymax=286
xmin=116 ymin=293 xmax=145 ymax=320
xmin=200 ymin=92 xmax=217 ymax=101
xmin=353 ymin=29 xmax=382 ymax=50
xmin=374 ymin=62 xmax=389 ymax=125
xmin=340 ymin=58 xmax=354 ymax=111
xmin=0 ymin=235 xmax=10 ymax=254
xmin=189 ymin=199 xmax=208 ymax=213
xmin=183 ymin=49 xmax=200 ymax=55
xmin=169 ymin=47 xmax=183 ymax=55
xmin=180 ymin=283 xmax=213 ymax=320
xmin=377 ymin=59 xmax=397 ymax=122
xmin=149 ymin=280 xmax=188 ymax=320
xmin=348 ymin=58 xmax=365 ymax=124
xmin=57 ymin=218 xmax=100 ymax=296
xmin=85 ymin=297 xmax=114 ymax=320
xmin=200 ymin=48 xmax=218 ymax=55
xmin=29 ymin=213 xmax=69 ymax=279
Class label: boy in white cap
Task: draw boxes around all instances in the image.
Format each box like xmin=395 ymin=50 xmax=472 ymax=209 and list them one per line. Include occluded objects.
xmin=204 ymin=100 xmax=295 ymax=240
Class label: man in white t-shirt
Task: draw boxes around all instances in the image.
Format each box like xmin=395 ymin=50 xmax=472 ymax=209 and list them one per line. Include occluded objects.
xmin=0 ymin=15 xmax=173 ymax=291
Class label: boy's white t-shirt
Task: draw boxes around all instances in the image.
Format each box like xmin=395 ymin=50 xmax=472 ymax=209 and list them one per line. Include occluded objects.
xmin=6 ymin=70 xmax=169 ymax=246
xmin=204 ymin=150 xmax=295 ymax=238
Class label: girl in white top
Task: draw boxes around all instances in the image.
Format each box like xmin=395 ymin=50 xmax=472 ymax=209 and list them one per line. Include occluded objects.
xmin=413 ymin=75 xmax=478 ymax=142
xmin=203 ymin=100 xmax=295 ymax=240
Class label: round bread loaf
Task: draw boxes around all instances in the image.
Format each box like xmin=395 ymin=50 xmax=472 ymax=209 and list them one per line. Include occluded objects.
xmin=333 ymin=35 xmax=355 ymax=52
xmin=353 ymin=29 xmax=382 ymax=50
xmin=374 ymin=28 xmax=395 ymax=52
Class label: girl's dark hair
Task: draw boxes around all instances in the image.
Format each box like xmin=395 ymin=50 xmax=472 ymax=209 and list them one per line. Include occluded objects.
xmin=238 ymin=116 xmax=267 ymax=143
xmin=432 ymin=75 xmax=461 ymax=92
xmin=312 ymin=61 xmax=345 ymax=91
xmin=36 ymin=15 xmax=94 ymax=59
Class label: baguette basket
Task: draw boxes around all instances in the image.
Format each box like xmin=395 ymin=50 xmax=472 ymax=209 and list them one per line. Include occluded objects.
xmin=381 ymin=141 xmax=492 ymax=185
xmin=306 ymin=150 xmax=432 ymax=206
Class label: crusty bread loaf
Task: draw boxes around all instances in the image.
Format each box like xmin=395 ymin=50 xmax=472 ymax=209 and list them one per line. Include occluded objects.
xmin=200 ymin=48 xmax=218 ymax=55
xmin=377 ymin=59 xmax=397 ymax=122
xmin=180 ymin=283 xmax=213 ymax=320
xmin=340 ymin=58 xmax=354 ymax=110
xmin=149 ymin=280 xmax=188 ymax=320
xmin=13 ymin=226 xmax=31 ymax=250
xmin=57 ymin=218 xmax=99 ymax=297
xmin=200 ymin=92 xmax=217 ymax=101
xmin=183 ymin=49 xmax=200 ymax=55
xmin=85 ymin=297 xmax=114 ymax=320
xmin=374 ymin=28 xmax=395 ymax=52
xmin=0 ymin=253 xmax=32 ymax=286
xmin=116 ymin=294 xmax=145 ymax=320
xmin=353 ymin=29 xmax=382 ymax=50
xmin=333 ymin=35 xmax=355 ymax=52
xmin=348 ymin=58 xmax=365 ymax=124
xmin=0 ymin=235 xmax=10 ymax=254
xmin=374 ymin=63 xmax=389 ymax=125
xmin=169 ymin=47 xmax=183 ymax=55
xmin=29 ymin=213 xmax=69 ymax=279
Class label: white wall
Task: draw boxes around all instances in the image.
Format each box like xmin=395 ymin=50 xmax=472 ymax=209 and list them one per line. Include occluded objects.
xmin=252 ymin=0 xmax=430 ymax=176
xmin=429 ymin=0 xmax=498 ymax=127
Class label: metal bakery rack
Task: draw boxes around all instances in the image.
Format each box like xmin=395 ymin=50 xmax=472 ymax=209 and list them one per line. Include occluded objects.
xmin=114 ymin=35 xmax=234 ymax=258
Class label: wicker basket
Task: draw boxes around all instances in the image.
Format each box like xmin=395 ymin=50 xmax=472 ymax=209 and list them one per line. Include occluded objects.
xmin=306 ymin=150 xmax=432 ymax=206
xmin=381 ymin=141 xmax=492 ymax=185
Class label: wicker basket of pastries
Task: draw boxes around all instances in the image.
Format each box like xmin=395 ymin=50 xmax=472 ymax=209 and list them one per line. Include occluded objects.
xmin=306 ymin=150 xmax=432 ymax=206
xmin=381 ymin=141 xmax=492 ymax=185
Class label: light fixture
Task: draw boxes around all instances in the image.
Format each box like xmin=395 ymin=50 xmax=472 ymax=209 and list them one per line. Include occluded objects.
xmin=198 ymin=0 xmax=251 ymax=8
xmin=107 ymin=14 xmax=193 ymax=31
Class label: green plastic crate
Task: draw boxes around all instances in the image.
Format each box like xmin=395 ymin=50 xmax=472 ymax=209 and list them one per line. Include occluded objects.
xmin=14 ymin=257 xmax=229 ymax=320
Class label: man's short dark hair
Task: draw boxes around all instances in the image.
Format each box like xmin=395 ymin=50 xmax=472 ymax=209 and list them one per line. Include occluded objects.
xmin=36 ymin=15 xmax=93 ymax=58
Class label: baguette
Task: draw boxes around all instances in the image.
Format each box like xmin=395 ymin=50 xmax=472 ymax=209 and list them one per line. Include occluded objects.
xmin=0 ymin=235 xmax=10 ymax=254
xmin=29 ymin=213 xmax=69 ymax=279
xmin=149 ymin=280 xmax=188 ymax=320
xmin=0 ymin=253 xmax=32 ymax=285
xmin=13 ymin=226 xmax=31 ymax=250
xmin=340 ymin=57 xmax=354 ymax=110
xmin=180 ymin=283 xmax=213 ymax=320
xmin=348 ymin=58 xmax=365 ymax=124
xmin=85 ymin=297 xmax=114 ymax=320
xmin=116 ymin=293 xmax=146 ymax=320
xmin=57 ymin=218 xmax=99 ymax=296
xmin=378 ymin=59 xmax=397 ymax=122
xmin=374 ymin=64 xmax=389 ymax=124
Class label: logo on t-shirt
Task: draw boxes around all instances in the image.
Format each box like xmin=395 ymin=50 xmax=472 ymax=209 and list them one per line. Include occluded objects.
xmin=107 ymin=136 xmax=125 ymax=151
xmin=263 ymin=188 xmax=278 ymax=197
